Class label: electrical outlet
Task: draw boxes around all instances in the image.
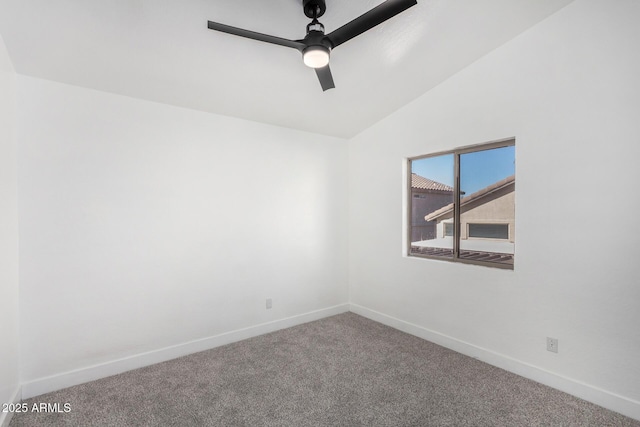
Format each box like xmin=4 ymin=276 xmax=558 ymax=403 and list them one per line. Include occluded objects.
xmin=266 ymin=298 xmax=272 ymax=309
xmin=547 ymin=337 xmax=558 ymax=353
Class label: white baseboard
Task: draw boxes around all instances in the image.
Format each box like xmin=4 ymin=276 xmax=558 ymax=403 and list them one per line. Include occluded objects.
xmin=22 ymin=304 xmax=349 ymax=400
xmin=349 ymin=303 xmax=640 ymax=422
xmin=0 ymin=386 xmax=21 ymax=427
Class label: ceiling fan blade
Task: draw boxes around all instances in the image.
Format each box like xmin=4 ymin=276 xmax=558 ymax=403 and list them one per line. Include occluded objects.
xmin=325 ymin=0 xmax=417 ymax=48
xmin=208 ymin=21 xmax=306 ymax=51
xmin=315 ymin=65 xmax=335 ymax=91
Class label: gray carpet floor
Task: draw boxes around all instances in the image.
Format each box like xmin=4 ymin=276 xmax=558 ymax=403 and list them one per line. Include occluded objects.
xmin=9 ymin=313 xmax=640 ymax=426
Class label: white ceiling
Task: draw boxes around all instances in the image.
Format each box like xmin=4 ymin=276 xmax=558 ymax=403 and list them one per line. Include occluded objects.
xmin=0 ymin=0 xmax=573 ymax=138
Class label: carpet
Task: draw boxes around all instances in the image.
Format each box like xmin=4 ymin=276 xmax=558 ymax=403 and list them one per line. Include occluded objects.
xmin=9 ymin=313 xmax=640 ymax=426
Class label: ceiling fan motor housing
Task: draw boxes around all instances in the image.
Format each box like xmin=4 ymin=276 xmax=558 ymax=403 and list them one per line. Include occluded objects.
xmin=303 ymin=30 xmax=332 ymax=50
xmin=303 ymin=0 xmax=326 ymax=18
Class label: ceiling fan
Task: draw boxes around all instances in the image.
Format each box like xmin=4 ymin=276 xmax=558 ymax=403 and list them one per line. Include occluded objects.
xmin=207 ymin=0 xmax=418 ymax=91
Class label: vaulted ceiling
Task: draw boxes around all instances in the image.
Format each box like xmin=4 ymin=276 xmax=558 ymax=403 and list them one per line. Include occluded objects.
xmin=0 ymin=0 xmax=573 ymax=138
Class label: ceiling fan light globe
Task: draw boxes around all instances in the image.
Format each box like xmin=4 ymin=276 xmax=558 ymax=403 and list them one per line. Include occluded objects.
xmin=303 ymin=46 xmax=330 ymax=68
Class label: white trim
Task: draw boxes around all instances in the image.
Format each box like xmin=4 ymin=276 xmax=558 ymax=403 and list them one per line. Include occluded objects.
xmin=0 ymin=386 xmax=22 ymax=427
xmin=349 ymin=303 xmax=640 ymax=422
xmin=22 ymin=304 xmax=349 ymax=399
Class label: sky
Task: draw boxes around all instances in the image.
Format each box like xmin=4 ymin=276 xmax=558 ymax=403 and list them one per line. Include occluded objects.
xmin=411 ymin=145 xmax=515 ymax=195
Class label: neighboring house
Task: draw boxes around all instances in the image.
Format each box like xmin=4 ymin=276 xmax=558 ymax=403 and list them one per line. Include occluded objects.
xmin=424 ymin=175 xmax=515 ymax=247
xmin=410 ymin=173 xmax=454 ymax=242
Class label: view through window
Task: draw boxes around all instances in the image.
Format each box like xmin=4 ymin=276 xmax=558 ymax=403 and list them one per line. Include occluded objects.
xmin=409 ymin=140 xmax=515 ymax=269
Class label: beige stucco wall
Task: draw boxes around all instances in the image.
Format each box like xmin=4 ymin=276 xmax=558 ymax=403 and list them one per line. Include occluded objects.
xmin=411 ymin=190 xmax=454 ymax=241
xmin=435 ymin=185 xmax=515 ymax=242
xmin=460 ymin=189 xmax=515 ymax=242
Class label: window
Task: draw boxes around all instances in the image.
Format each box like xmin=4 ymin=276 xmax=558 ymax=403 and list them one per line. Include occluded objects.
xmin=468 ymin=223 xmax=509 ymax=240
xmin=444 ymin=223 xmax=454 ymax=237
xmin=408 ymin=139 xmax=515 ymax=269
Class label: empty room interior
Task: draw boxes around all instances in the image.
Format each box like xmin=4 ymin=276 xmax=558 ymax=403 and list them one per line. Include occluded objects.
xmin=1 ymin=0 xmax=639 ymax=425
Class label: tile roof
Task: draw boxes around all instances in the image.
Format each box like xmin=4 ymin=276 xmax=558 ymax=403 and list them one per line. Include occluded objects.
xmin=424 ymin=175 xmax=515 ymax=221
xmin=411 ymin=174 xmax=454 ymax=192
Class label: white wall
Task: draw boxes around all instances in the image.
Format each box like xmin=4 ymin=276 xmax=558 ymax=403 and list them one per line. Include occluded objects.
xmin=349 ymin=0 xmax=640 ymax=419
xmin=0 ymin=32 xmax=20 ymax=425
xmin=16 ymin=76 xmax=349 ymax=394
